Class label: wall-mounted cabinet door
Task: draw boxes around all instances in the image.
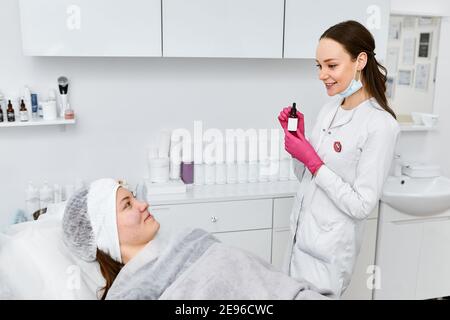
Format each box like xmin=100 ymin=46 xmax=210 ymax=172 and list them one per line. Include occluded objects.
xmin=162 ymin=0 xmax=284 ymax=58
xmin=19 ymin=0 xmax=162 ymax=56
xmin=284 ymin=0 xmax=390 ymax=61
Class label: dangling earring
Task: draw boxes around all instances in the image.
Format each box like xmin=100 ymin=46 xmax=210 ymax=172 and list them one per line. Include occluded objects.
xmin=355 ymin=69 xmax=361 ymax=82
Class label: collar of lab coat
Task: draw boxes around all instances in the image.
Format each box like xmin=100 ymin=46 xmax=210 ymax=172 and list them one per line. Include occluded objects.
xmin=323 ymin=97 xmax=377 ymax=130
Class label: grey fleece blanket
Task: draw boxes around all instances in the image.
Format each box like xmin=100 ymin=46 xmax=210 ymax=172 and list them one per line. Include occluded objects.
xmin=106 ymin=228 xmax=333 ymax=300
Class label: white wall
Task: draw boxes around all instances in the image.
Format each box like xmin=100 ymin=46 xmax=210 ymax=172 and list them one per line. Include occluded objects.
xmin=386 ymin=15 xmax=441 ymax=115
xmin=428 ymin=16 xmax=450 ymax=177
xmin=390 ymin=1 xmax=450 ymax=177
xmin=0 ymin=0 xmax=326 ymax=226
xmin=1 ymin=0 xmax=449 ymax=227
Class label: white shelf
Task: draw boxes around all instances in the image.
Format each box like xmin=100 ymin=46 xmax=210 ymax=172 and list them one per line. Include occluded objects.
xmin=146 ymin=180 xmax=300 ymax=206
xmin=399 ymin=123 xmax=437 ymax=132
xmin=0 ymin=117 xmax=75 ymax=128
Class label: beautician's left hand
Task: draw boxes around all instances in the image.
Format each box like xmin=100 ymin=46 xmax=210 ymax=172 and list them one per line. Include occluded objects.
xmin=284 ymin=127 xmax=323 ymax=175
xmin=278 ymin=106 xmax=305 ymax=137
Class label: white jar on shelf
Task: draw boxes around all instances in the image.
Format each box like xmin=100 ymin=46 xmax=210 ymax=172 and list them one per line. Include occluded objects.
xmin=215 ymin=162 xmax=227 ymax=185
xmin=279 ymin=158 xmax=291 ymax=181
xmin=226 ymin=162 xmax=237 ymax=184
xmin=194 ymin=163 xmax=205 ymax=185
xmin=289 ymin=158 xmax=298 ymax=180
xmin=237 ymin=161 xmax=248 ymax=184
xmin=268 ymin=159 xmax=280 ymax=182
xmin=258 ymin=159 xmax=270 ymax=182
xmin=204 ymin=163 xmax=216 ymax=185
xmin=42 ymin=100 xmax=57 ymax=120
xmin=248 ymin=161 xmax=258 ymax=183
xmin=150 ymin=157 xmax=170 ymax=183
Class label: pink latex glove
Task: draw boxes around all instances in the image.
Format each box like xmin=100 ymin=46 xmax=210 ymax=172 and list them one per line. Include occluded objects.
xmin=284 ymin=127 xmax=323 ymax=175
xmin=278 ymin=106 xmax=305 ymax=137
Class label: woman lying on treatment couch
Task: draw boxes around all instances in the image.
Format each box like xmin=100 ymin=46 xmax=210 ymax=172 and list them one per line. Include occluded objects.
xmin=62 ymin=178 xmax=334 ymax=300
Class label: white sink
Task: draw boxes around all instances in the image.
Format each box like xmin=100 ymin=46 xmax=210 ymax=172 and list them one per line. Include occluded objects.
xmin=381 ymin=175 xmax=450 ymax=216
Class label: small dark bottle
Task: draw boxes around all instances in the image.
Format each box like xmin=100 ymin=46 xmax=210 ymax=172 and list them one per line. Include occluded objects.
xmin=287 ymin=102 xmax=298 ymax=132
xmin=19 ymin=99 xmax=29 ymax=122
xmin=0 ymin=104 xmax=3 ymax=123
xmin=7 ymin=100 xmax=15 ymax=122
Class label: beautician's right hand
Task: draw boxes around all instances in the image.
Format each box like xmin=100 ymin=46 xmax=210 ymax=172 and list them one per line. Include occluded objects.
xmin=278 ymin=106 xmax=305 ymax=136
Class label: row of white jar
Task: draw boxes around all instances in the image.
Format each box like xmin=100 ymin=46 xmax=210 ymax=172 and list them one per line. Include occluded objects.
xmin=148 ymin=158 xmax=298 ymax=185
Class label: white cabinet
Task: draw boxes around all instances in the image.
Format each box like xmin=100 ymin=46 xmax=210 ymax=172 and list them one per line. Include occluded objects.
xmin=19 ymin=0 xmax=390 ymax=59
xmin=375 ymin=209 xmax=422 ymax=299
xmin=271 ymin=229 xmax=290 ymax=270
xmin=150 ymin=199 xmax=272 ymax=233
xmin=162 ymin=0 xmax=284 ymax=58
xmin=272 ymin=197 xmax=379 ymax=299
xmin=284 ymin=0 xmax=390 ymax=61
xmin=375 ymin=202 xmax=450 ymax=299
xmin=416 ymin=218 xmax=450 ymax=299
xmin=149 ymin=185 xmax=380 ymax=299
xmin=214 ymin=229 xmax=272 ymax=263
xmin=273 ymin=197 xmax=294 ymax=229
xmin=150 ymin=199 xmax=273 ymax=262
xmin=19 ymin=0 xmax=162 ymax=56
xmin=271 ymin=197 xmax=293 ymax=270
xmin=341 ymin=217 xmax=378 ymax=300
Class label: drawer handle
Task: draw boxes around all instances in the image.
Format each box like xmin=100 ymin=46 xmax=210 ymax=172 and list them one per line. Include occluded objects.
xmin=211 ymin=216 xmax=219 ymax=223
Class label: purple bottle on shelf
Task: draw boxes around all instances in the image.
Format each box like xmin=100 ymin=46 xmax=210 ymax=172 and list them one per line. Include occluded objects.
xmin=181 ymin=161 xmax=194 ymax=184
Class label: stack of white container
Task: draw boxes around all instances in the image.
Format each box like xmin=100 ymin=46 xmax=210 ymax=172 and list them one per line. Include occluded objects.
xmin=147 ymin=128 xmax=297 ymax=190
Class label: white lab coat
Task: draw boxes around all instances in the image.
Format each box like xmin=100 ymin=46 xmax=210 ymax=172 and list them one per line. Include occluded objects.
xmin=283 ymin=97 xmax=400 ymax=297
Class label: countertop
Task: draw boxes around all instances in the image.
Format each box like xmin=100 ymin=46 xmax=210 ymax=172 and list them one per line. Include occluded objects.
xmin=146 ymin=180 xmax=300 ymax=206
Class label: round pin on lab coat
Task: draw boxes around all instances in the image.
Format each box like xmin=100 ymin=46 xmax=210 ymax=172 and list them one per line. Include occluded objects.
xmin=334 ymin=141 xmax=342 ymax=153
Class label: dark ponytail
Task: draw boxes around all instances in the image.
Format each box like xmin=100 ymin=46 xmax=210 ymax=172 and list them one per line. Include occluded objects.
xmin=320 ymin=20 xmax=396 ymax=119
xmin=96 ymin=249 xmax=124 ymax=300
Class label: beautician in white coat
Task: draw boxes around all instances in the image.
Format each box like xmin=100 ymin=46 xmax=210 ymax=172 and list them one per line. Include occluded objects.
xmin=278 ymin=20 xmax=400 ymax=297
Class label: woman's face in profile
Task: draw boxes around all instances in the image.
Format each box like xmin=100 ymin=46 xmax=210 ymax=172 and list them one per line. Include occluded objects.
xmin=315 ymin=38 xmax=361 ymax=97
xmin=115 ymin=187 xmax=160 ymax=250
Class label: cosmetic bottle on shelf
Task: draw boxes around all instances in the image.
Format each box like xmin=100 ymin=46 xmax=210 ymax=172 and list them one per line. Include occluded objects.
xmin=0 ymin=94 xmax=5 ymax=123
xmin=19 ymin=99 xmax=29 ymax=122
xmin=64 ymin=104 xmax=75 ymax=119
xmin=31 ymin=93 xmax=38 ymax=119
xmin=6 ymin=100 xmax=15 ymax=122
xmin=225 ymin=139 xmax=237 ymax=184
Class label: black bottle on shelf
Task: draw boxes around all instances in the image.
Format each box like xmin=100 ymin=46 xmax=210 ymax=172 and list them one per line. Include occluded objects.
xmin=7 ymin=100 xmax=15 ymax=122
xmin=0 ymin=104 xmax=3 ymax=122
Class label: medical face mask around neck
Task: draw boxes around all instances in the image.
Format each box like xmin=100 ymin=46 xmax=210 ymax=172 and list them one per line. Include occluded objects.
xmin=338 ymin=63 xmax=363 ymax=98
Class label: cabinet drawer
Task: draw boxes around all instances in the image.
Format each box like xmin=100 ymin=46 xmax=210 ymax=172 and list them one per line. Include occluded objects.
xmin=150 ymin=199 xmax=272 ymax=233
xmin=213 ymin=229 xmax=272 ymax=263
xmin=273 ymin=197 xmax=294 ymax=229
xmin=271 ymin=229 xmax=290 ymax=270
